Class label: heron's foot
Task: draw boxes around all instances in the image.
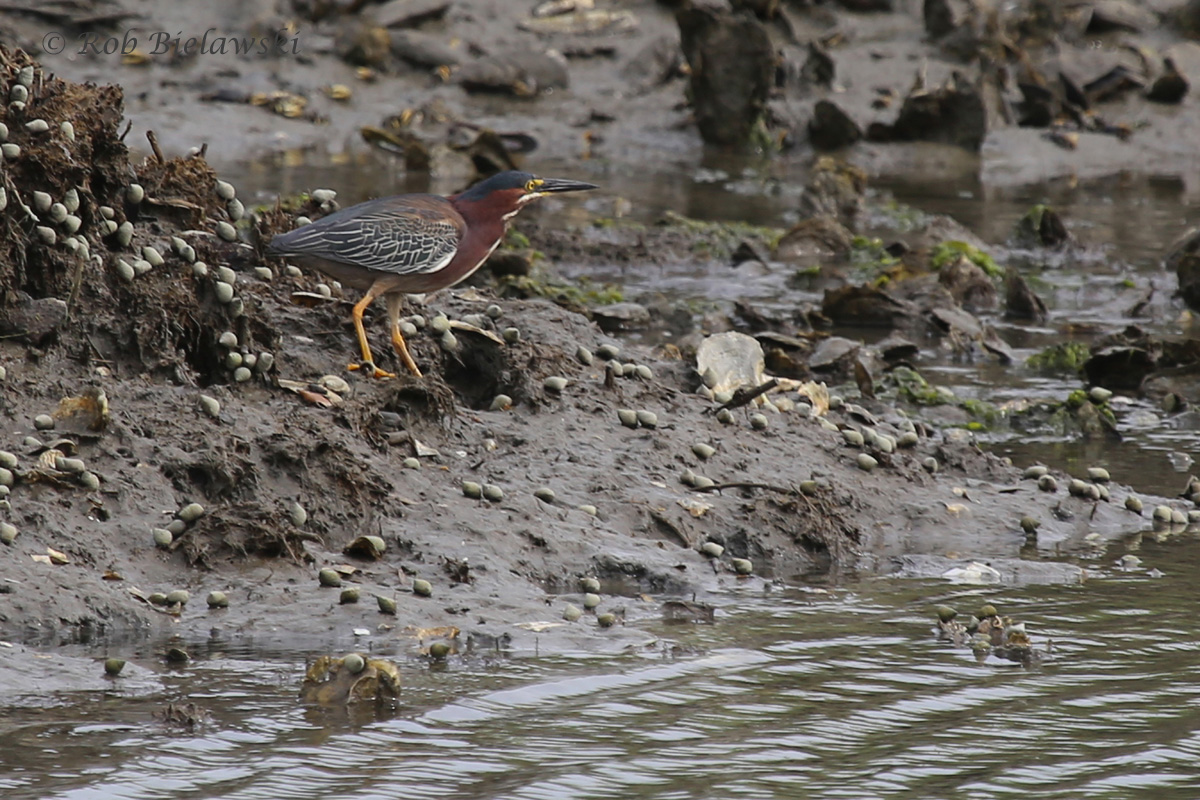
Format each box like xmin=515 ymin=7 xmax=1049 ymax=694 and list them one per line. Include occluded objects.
xmin=348 ymin=361 xmax=396 ymax=380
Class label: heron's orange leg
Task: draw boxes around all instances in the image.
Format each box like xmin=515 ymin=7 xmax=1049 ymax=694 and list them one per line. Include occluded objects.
xmin=385 ymin=293 xmax=423 ymax=377
xmin=346 ymin=290 xmax=395 ymax=379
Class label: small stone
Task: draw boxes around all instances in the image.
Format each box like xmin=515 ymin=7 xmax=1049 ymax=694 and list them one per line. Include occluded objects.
xmin=635 ymin=364 xmax=653 ymax=380
xmin=318 ymin=567 xmax=342 ymax=587
xmin=635 ymin=410 xmax=658 ymax=429
xmin=412 ymin=578 xmax=433 ymax=597
xmin=165 ymin=589 xmax=190 ymax=606
xmin=311 ymin=188 xmax=337 ymax=204
xmin=583 ymin=592 xmax=601 ymax=609
xmin=576 ymin=345 xmax=593 ymax=365
xmin=218 ymin=331 xmax=239 ymax=349
xmin=618 ymin=409 xmax=639 ymax=429
xmin=142 ymin=246 xmax=164 ymax=267
xmin=233 ymin=367 xmax=252 ymax=383
xmin=217 ymin=266 xmax=236 ymax=284
xmin=35 ymin=226 xmax=56 ymax=245
xmin=167 ymin=519 xmax=188 ymax=536
xmin=1088 ymin=386 xmax=1113 ymax=404
xmin=701 ymin=541 xmax=724 ymax=558
xmin=897 ymin=431 xmax=919 ymax=448
xmin=563 ymin=604 xmax=582 ymax=622
xmin=1038 ymin=475 xmax=1058 ymax=492
xmin=462 ymin=480 xmax=483 ymax=499
xmin=856 ymin=453 xmax=878 ymax=471
xmin=115 ymin=259 xmax=136 ymax=282
xmin=1172 ymin=508 xmax=1188 ymax=524
xmin=482 ymin=484 xmax=504 ymax=502
xmin=127 ymin=183 xmax=145 ymax=204
xmin=256 ymin=352 xmax=275 ymax=373
xmin=254 ymin=266 xmax=273 ymax=281
xmin=922 ymin=457 xmax=939 ymax=474
xmin=215 ymin=180 xmax=236 ymax=201
xmin=132 ymin=259 xmax=152 ymax=276
xmin=79 ymin=471 xmax=101 ymax=491
xmin=578 ymin=504 xmax=598 ymax=515
xmin=716 ymin=408 xmax=734 ymax=424
xmin=534 ymin=487 xmax=556 ymax=503
xmin=692 ymin=476 xmax=715 ymax=490
xmin=1 ymin=143 xmax=20 ymax=159
xmin=1086 ymin=467 xmax=1110 ymax=483
xmin=377 ymin=595 xmax=397 ymax=615
xmin=1153 ymin=505 xmax=1173 ymax=522
xmin=749 ymin=413 xmax=768 ymax=430
xmin=580 ymin=577 xmax=601 ymax=593
xmin=1068 ymin=479 xmax=1089 ymax=497
xmin=843 ymin=429 xmax=864 ymax=447
xmin=502 ymin=327 xmax=521 ymax=343
xmin=192 ymin=262 xmax=209 ymax=278
xmin=544 ymin=376 xmax=569 ymax=393
xmin=34 ymin=414 xmax=54 ymax=430
xmin=1023 ymin=465 xmax=1048 ymax=479
xmin=490 ymin=394 xmax=513 ymax=411
xmin=24 ymin=118 xmax=49 ymax=133
xmin=214 ymin=281 xmax=235 ymax=304
xmin=227 ymin=199 xmax=245 ymax=222
xmin=224 ymin=352 xmax=244 ymax=370
xmin=731 ymin=557 xmax=753 ymax=575
xmin=1019 ymin=516 xmax=1039 ymax=534
xmin=1125 ymin=495 xmax=1143 ymax=514
xmin=340 ymin=587 xmax=360 ymax=604
xmin=199 ymin=395 xmax=221 ymax=419
xmin=692 ymin=443 xmax=716 ymax=459
xmin=596 ymin=344 xmax=620 ymax=360
xmin=207 ymin=591 xmax=229 ymax=608
xmin=0 ymin=451 xmax=14 ymax=470
xmin=429 ymin=642 xmax=451 ymax=660
xmin=216 ymin=221 xmax=238 ymax=242
xmin=178 ymin=502 xmax=205 ymax=523
xmin=104 ymin=658 xmax=125 ymax=677
xmin=152 ymin=527 xmax=174 ymax=548
xmin=1 ymin=521 xmax=18 ymax=544
xmin=49 ymin=457 xmax=84 ymax=477
xmin=289 ymin=502 xmax=308 ymax=527
xmin=403 ymin=457 xmax=420 ymax=469
xmin=596 ymin=612 xmax=617 ymax=628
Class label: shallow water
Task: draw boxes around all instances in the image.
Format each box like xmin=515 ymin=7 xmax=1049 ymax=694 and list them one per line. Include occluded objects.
xmin=4 ymin=527 xmax=1199 ymax=800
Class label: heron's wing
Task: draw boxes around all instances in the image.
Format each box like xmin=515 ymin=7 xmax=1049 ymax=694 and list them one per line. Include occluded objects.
xmin=268 ymin=196 xmax=463 ymax=276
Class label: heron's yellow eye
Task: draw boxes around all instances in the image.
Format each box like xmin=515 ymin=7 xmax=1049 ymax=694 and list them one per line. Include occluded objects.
xmin=525 ymin=179 xmax=542 ymax=193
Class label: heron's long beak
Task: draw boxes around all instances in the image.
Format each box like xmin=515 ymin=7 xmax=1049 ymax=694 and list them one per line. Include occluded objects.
xmin=537 ymin=177 xmax=599 ymax=194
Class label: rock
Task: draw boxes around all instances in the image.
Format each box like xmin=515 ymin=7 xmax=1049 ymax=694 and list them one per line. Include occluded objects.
xmin=591 ymin=302 xmax=650 ymax=332
xmin=1086 ymin=0 xmax=1159 ymax=33
xmin=0 ymin=292 xmax=68 ymax=345
xmin=335 ymin=21 xmax=391 ymax=68
xmin=458 ymin=50 xmax=569 ymax=96
xmin=822 ymin=285 xmax=921 ymax=328
xmin=1170 ymin=228 xmax=1200 ymax=311
xmin=799 ymin=42 xmax=834 ymax=89
xmin=1013 ymin=204 xmax=1070 ymax=249
xmin=774 ymin=216 xmax=853 ymax=264
xmin=389 ymin=30 xmax=461 ymax=68
xmin=677 ymin=5 xmax=774 ymax=147
xmin=1004 ymin=267 xmax=1048 ymax=322
xmin=1147 ymin=58 xmax=1189 ymax=104
xmin=374 ymin=0 xmax=450 ymax=28
xmin=938 ymin=256 xmax=997 ymax=312
xmin=808 ymin=100 xmax=862 ymax=151
xmin=620 ymin=35 xmax=683 ymax=95
xmin=891 ymin=72 xmax=988 ymax=151
xmin=798 ymin=157 xmax=867 ymax=227
xmin=923 ymin=0 xmax=971 ymax=38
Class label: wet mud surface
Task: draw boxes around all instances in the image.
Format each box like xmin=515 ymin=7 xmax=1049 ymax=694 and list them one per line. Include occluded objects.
xmin=3 ymin=0 xmax=1200 ymax=692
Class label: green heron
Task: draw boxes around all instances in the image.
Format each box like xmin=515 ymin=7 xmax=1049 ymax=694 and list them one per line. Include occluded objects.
xmin=267 ymin=170 xmax=597 ymax=378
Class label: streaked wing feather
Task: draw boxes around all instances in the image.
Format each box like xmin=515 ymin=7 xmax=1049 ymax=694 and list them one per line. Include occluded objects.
xmin=269 ymin=201 xmax=461 ymax=276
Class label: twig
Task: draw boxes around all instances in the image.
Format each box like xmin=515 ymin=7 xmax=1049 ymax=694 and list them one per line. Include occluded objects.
xmin=710 ymin=378 xmax=778 ymax=413
xmin=147 ymin=130 xmax=165 ymax=164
